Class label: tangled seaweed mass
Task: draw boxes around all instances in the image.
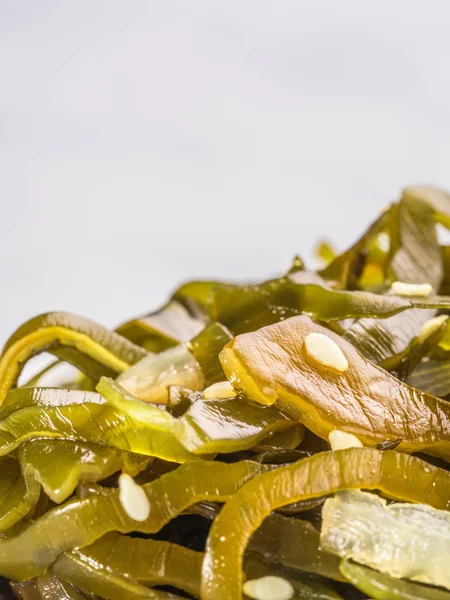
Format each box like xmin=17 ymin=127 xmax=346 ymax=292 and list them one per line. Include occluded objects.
xmin=2 ymin=186 xmax=450 ymax=599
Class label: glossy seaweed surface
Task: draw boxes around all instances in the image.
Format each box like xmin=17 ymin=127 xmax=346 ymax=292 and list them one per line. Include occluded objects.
xmin=2 ymin=186 xmax=450 ymax=599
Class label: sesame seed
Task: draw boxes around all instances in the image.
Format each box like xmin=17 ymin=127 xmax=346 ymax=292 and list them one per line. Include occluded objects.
xmin=304 ymin=332 xmax=348 ymax=373
xmin=119 ymin=474 xmax=150 ymax=522
xmin=418 ymin=314 xmax=448 ymax=343
xmin=377 ymin=232 xmax=390 ymax=252
xmin=390 ymin=281 xmax=433 ymax=297
xmin=243 ymin=575 xmax=294 ymax=600
xmin=329 ymin=429 xmax=364 ymax=451
xmin=203 ymin=381 xmax=237 ymax=400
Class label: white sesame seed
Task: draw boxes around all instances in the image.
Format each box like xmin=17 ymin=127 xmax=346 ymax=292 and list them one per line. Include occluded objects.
xmin=329 ymin=429 xmax=364 ymax=451
xmin=418 ymin=314 xmax=448 ymax=343
xmin=118 ymin=474 xmax=150 ymax=522
xmin=376 ymin=232 xmax=390 ymax=252
xmin=243 ymin=576 xmax=294 ymax=600
xmin=304 ymin=332 xmax=349 ymax=373
xmin=390 ymin=281 xmax=433 ymax=297
xmin=203 ymin=381 xmax=237 ymax=400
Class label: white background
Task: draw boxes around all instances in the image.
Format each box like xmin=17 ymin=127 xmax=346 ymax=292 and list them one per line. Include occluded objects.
xmin=1 ymin=1 xmax=450 ymax=343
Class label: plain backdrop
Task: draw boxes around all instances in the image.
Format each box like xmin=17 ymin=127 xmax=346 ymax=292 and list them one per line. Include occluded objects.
xmin=1 ymin=1 xmax=450 ymax=343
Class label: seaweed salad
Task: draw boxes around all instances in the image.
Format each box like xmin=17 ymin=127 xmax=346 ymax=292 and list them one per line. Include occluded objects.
xmin=2 ymin=186 xmax=450 ymax=599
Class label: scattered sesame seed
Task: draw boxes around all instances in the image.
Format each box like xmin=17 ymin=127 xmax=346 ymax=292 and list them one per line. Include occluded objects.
xmin=390 ymin=281 xmax=433 ymax=297
xmin=304 ymin=332 xmax=348 ymax=373
xmin=418 ymin=314 xmax=448 ymax=343
xmin=203 ymin=381 xmax=237 ymax=400
xmin=376 ymin=232 xmax=390 ymax=252
xmin=119 ymin=473 xmax=150 ymax=522
xmin=243 ymin=575 xmax=294 ymax=600
xmin=329 ymin=429 xmax=364 ymax=451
